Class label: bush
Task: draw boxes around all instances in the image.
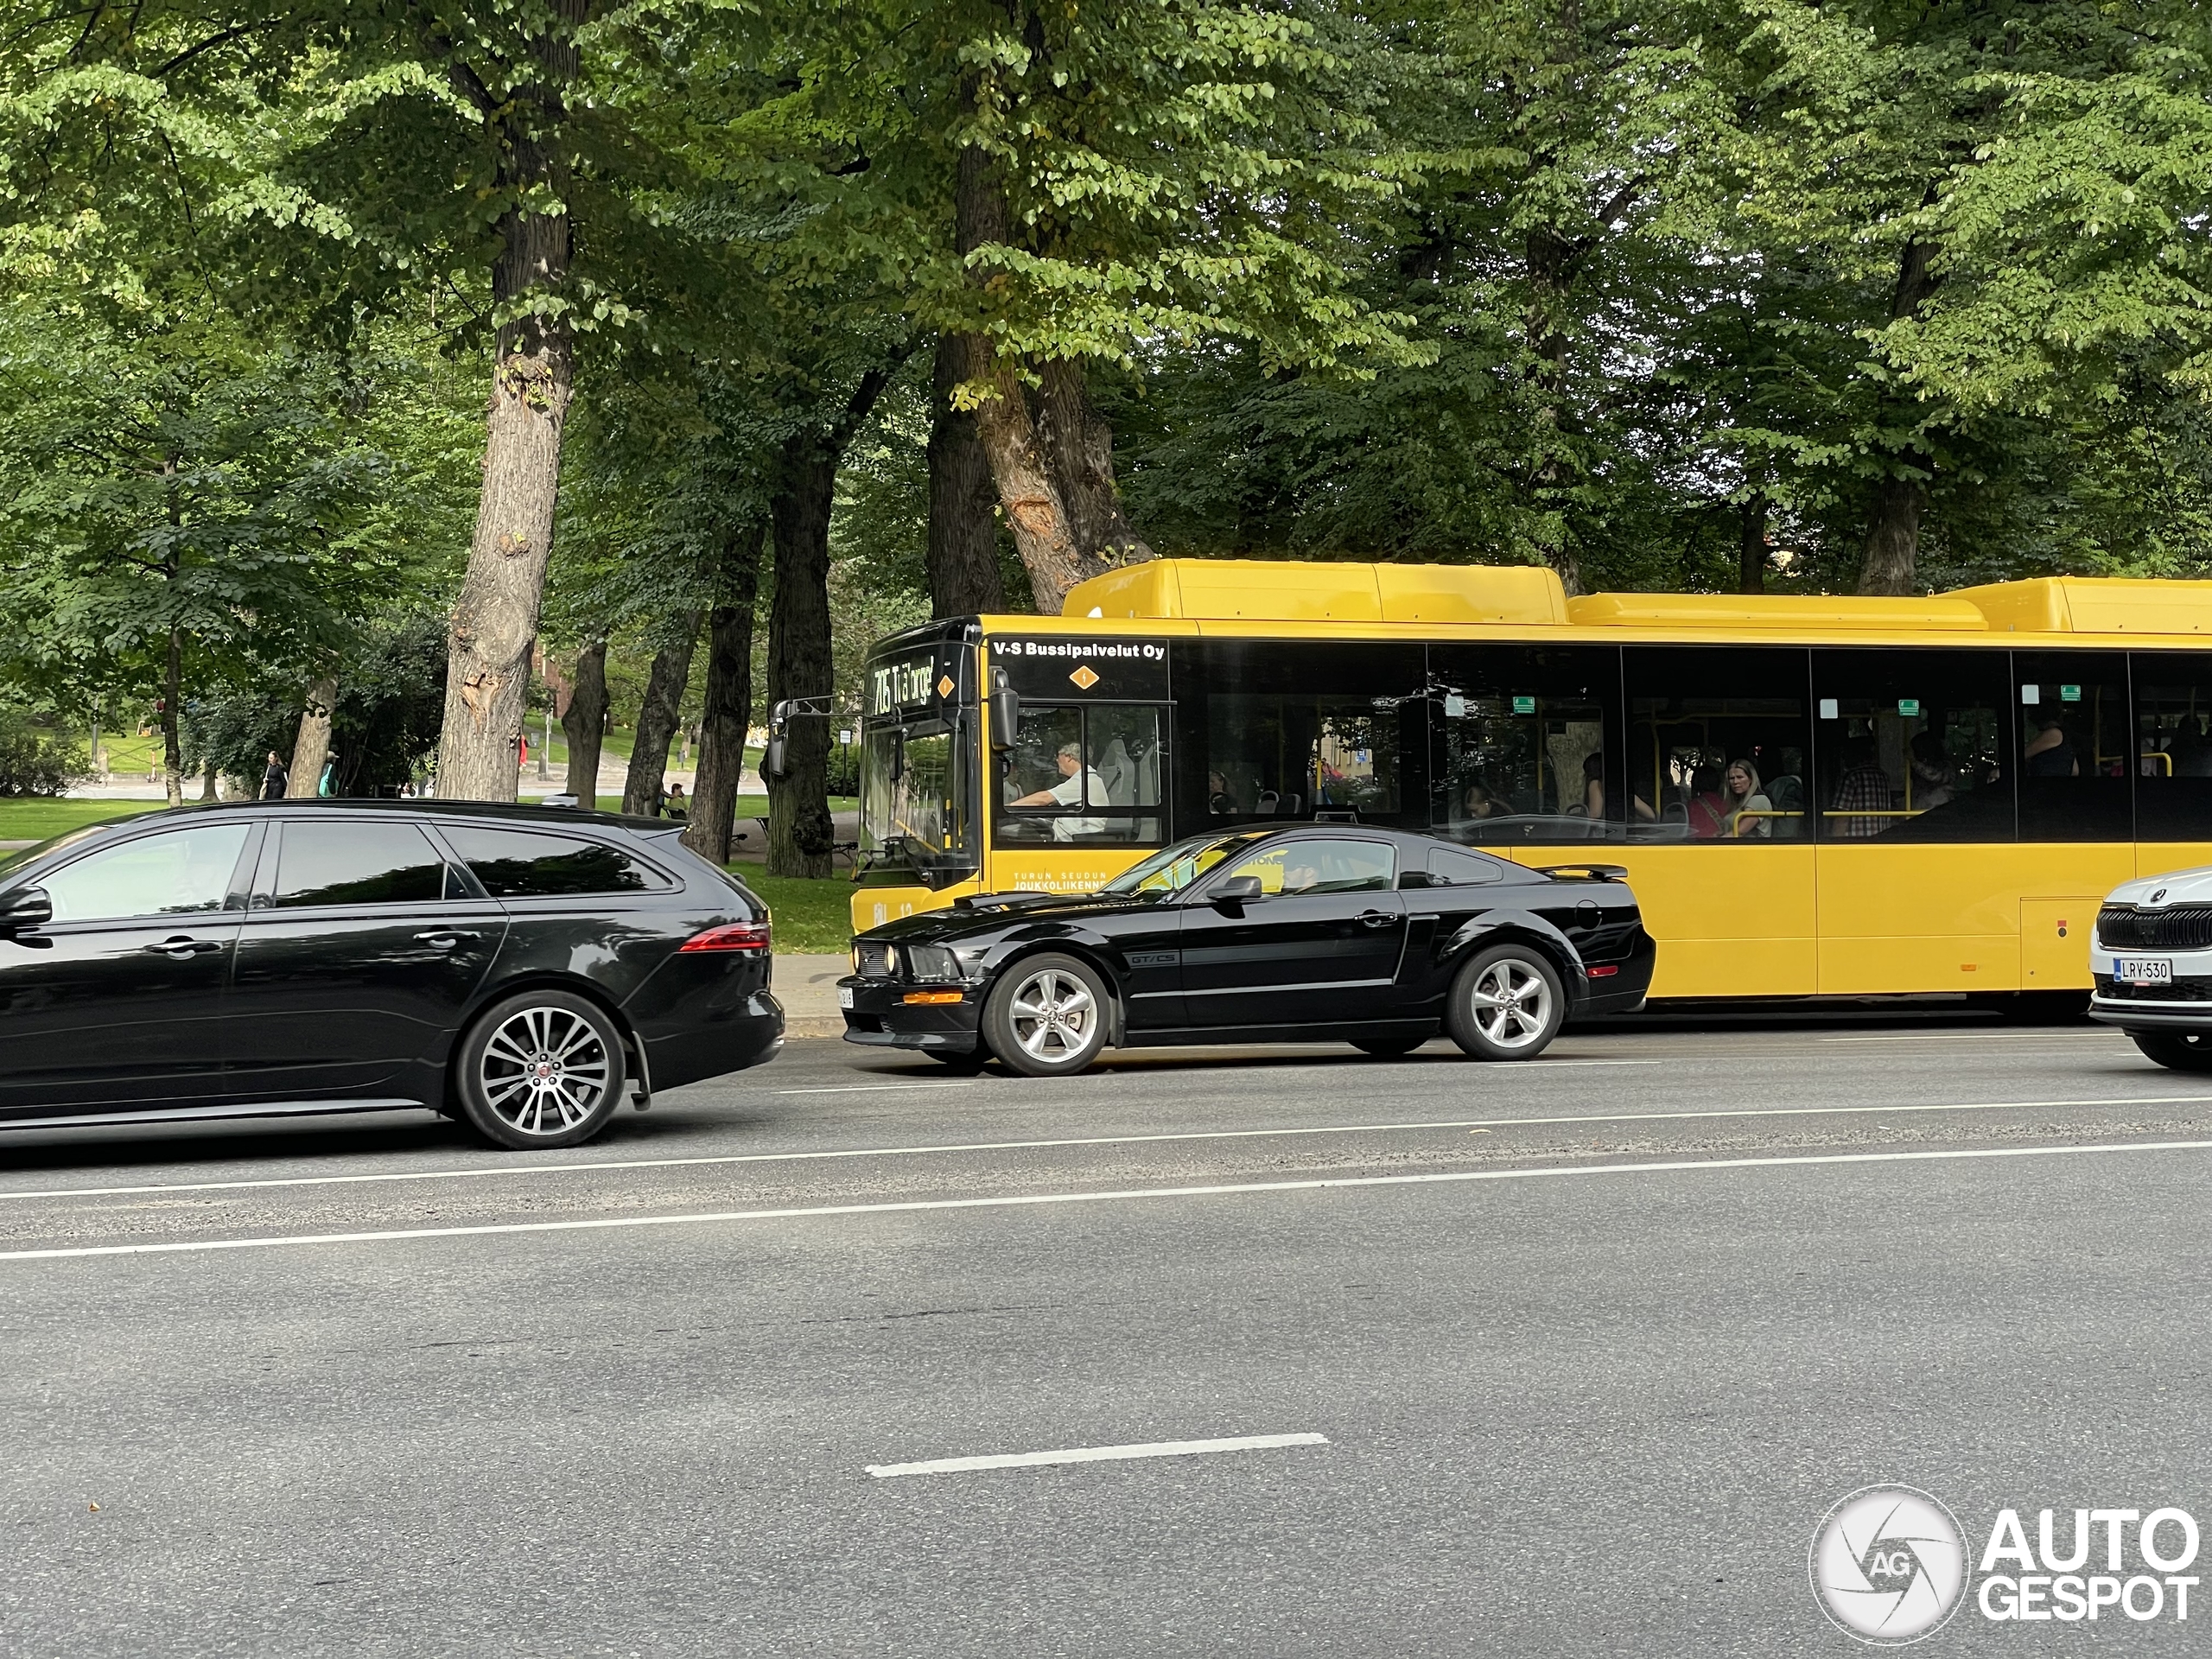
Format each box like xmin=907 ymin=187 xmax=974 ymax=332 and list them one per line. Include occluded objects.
xmin=0 ymin=720 xmax=90 ymax=797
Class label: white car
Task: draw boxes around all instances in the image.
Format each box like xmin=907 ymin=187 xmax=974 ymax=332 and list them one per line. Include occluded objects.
xmin=2090 ymin=868 xmax=2212 ymax=1069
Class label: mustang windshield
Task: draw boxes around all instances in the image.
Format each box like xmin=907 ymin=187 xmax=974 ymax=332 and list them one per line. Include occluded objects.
xmin=1100 ymin=832 xmax=1269 ymax=897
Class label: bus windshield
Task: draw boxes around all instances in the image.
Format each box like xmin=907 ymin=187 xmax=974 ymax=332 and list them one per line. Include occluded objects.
xmin=860 ymin=719 xmax=974 ymax=876
xmin=1100 ymin=832 xmax=1269 ymax=897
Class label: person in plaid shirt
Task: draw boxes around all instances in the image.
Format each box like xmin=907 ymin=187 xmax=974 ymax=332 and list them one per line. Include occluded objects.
xmin=1829 ymin=736 xmax=1894 ymax=837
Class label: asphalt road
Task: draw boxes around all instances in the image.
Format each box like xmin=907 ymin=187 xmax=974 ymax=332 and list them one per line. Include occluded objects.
xmin=5 ymin=1014 xmax=2210 ymax=1656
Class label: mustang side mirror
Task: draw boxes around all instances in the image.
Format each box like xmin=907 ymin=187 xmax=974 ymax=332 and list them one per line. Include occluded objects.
xmin=762 ymin=700 xmax=791 ymax=782
xmin=988 ymin=668 xmax=1020 ymax=753
xmin=0 ymin=886 xmax=53 ymax=936
xmin=1211 ymin=874 xmax=1263 ymax=913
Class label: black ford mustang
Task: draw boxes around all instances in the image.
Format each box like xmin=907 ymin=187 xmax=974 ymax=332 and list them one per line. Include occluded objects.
xmin=841 ymin=824 xmax=1655 ymax=1075
xmin=0 ymin=801 xmax=784 ymax=1148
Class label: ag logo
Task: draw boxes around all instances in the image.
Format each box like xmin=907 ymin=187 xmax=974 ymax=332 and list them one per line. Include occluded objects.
xmin=1809 ymin=1485 xmax=1969 ymax=1645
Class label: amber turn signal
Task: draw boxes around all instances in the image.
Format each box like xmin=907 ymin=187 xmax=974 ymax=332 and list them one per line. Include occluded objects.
xmin=901 ymin=990 xmax=965 ymax=1005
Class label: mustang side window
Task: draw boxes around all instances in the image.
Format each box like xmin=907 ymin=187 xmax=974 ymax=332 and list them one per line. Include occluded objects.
xmin=1218 ymin=838 xmax=1395 ymax=896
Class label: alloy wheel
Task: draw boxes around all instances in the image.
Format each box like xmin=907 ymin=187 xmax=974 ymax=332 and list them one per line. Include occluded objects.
xmin=1468 ymin=957 xmax=1554 ymax=1051
xmin=479 ymin=1004 xmax=615 ymax=1136
xmin=1006 ymin=967 xmax=1097 ymax=1065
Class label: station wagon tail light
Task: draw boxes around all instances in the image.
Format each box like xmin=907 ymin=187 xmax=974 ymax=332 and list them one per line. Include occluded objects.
xmin=681 ymin=921 xmax=772 ymax=954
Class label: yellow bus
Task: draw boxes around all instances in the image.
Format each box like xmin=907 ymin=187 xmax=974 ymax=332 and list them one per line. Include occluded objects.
xmin=846 ymin=558 xmax=2212 ymax=1007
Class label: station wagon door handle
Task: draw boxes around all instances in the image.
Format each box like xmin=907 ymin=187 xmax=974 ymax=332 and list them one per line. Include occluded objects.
xmin=1357 ymin=910 xmax=1397 ymax=928
xmin=414 ymin=929 xmax=483 ymax=950
xmin=144 ymin=936 xmax=223 ymax=957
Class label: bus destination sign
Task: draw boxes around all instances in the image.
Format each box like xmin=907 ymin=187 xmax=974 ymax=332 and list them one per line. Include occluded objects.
xmin=871 ymin=652 xmax=944 ymax=717
xmin=989 ymin=638 xmax=1169 ymax=701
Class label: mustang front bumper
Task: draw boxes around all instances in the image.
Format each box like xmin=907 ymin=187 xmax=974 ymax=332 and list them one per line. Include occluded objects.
xmin=838 ymin=975 xmax=986 ymax=1052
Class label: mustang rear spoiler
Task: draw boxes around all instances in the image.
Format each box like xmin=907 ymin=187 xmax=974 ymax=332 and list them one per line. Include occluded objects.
xmin=1533 ymin=863 xmax=1629 ymax=882
xmin=951 ymin=889 xmax=1065 ymax=913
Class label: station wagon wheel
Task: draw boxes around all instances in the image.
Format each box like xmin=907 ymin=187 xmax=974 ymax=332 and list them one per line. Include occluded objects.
xmin=454 ymin=989 xmax=627 ymax=1150
xmin=982 ymin=952 xmax=1110 ymax=1077
xmin=1445 ymin=944 xmax=1565 ymax=1062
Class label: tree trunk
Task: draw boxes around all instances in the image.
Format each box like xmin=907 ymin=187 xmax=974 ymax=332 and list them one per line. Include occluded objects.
xmin=766 ymin=437 xmax=839 ymax=879
xmin=680 ymin=535 xmax=762 ymax=868
xmin=1857 ymin=476 xmax=1924 ymax=596
xmin=1857 ymin=236 xmax=1941 ymax=596
xmin=1033 ymin=359 xmax=1154 ymax=572
xmin=432 ymin=15 xmax=585 ymax=801
xmin=161 ymin=624 xmax=183 ymax=809
xmin=200 ymin=760 xmax=219 ymax=802
xmin=955 ymin=143 xmax=1101 ymax=613
xmin=558 ymin=640 xmax=608 ymax=810
xmin=285 ymin=673 xmax=337 ymax=799
xmin=621 ymin=611 xmax=701 ymax=816
xmin=926 ymin=334 xmax=1007 ymax=618
xmin=1738 ymin=493 xmax=1768 ymax=594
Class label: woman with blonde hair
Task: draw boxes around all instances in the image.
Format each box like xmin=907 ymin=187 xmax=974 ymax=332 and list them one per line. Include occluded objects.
xmin=1720 ymin=757 xmax=1773 ymax=838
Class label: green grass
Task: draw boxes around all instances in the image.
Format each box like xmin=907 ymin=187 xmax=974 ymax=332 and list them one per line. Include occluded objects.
xmin=734 ymin=871 xmax=857 ymax=953
xmin=0 ymin=797 xmax=165 ymax=842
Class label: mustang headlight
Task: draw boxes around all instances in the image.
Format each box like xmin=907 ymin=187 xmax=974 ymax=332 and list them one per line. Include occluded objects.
xmin=904 ymin=944 xmax=960 ymax=983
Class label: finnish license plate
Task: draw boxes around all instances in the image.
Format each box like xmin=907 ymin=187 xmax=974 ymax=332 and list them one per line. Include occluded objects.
xmin=2117 ymin=957 xmax=2174 ymax=985
xmin=838 ymin=985 xmax=855 ymax=1009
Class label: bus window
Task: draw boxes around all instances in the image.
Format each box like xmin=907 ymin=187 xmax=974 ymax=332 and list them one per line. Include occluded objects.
xmin=1812 ymin=651 xmax=2011 ymax=842
xmin=1428 ymin=645 xmax=1621 ymax=843
xmin=2133 ymin=654 xmax=2212 ymax=841
xmin=2014 ymin=653 xmax=2129 ymax=842
xmin=1624 ymin=647 xmax=1811 ymax=841
xmin=1184 ymin=642 xmax=1421 ymax=827
xmin=995 ymin=704 xmax=1166 ymax=847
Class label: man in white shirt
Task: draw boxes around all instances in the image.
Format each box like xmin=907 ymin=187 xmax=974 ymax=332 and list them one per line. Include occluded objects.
xmin=1014 ymin=741 xmax=1108 ymax=840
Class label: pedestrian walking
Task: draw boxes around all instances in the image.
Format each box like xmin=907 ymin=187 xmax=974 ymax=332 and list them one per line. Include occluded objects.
xmin=260 ymin=751 xmax=288 ymax=799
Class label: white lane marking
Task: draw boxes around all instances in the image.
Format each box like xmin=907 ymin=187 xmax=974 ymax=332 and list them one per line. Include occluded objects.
xmin=6 ymin=1094 xmax=2209 ymax=1204
xmin=866 ymin=1432 xmax=1326 ymax=1479
xmin=1822 ymin=1032 xmax=2121 ymax=1044
xmin=7 ymin=1138 xmax=2210 ymax=1262
xmin=778 ymin=1083 xmax=982 ymax=1095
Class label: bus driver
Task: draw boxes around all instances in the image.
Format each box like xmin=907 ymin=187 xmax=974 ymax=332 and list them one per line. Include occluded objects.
xmin=1014 ymin=741 xmax=1108 ymax=840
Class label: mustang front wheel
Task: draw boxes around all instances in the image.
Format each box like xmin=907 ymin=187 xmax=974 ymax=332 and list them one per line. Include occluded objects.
xmin=982 ymin=953 xmax=1110 ymax=1077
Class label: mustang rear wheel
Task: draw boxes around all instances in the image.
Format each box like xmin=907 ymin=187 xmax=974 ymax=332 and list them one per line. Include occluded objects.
xmin=455 ymin=989 xmax=627 ymax=1149
xmin=1445 ymin=944 xmax=1565 ymax=1061
xmin=982 ymin=953 xmax=1110 ymax=1077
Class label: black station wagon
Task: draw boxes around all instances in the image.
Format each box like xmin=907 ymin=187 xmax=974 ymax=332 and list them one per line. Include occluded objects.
xmin=0 ymin=801 xmax=783 ymax=1147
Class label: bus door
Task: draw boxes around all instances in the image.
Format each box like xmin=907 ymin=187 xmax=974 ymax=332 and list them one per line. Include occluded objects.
xmin=1617 ymin=646 xmax=1817 ymax=998
xmin=1811 ymin=649 xmax=2017 ymax=993
xmin=2012 ymin=652 xmax=2132 ymax=990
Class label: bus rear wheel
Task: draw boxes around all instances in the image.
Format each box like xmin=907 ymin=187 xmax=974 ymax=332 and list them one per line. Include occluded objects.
xmin=2129 ymin=1030 xmax=2212 ymax=1071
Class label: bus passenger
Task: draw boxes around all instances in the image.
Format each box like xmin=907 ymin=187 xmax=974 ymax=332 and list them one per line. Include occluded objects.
xmin=1720 ymin=759 xmax=1773 ymax=838
xmin=1686 ymin=764 xmax=1728 ymax=838
xmin=1829 ymin=738 xmax=1893 ymax=837
xmin=1014 ymin=741 xmax=1108 ymax=840
xmin=1579 ymin=752 xmax=1605 ymax=818
xmin=2024 ymin=716 xmax=2078 ymax=778
xmin=1463 ymin=780 xmax=1506 ymax=820
xmin=1910 ymin=732 xmax=1959 ymax=805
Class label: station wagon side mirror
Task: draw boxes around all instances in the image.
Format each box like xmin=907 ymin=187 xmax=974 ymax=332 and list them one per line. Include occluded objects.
xmin=0 ymin=886 xmax=53 ymax=937
xmin=1211 ymin=874 xmax=1263 ymax=914
xmin=988 ymin=668 xmax=1020 ymax=753
xmin=762 ymin=700 xmax=791 ymax=782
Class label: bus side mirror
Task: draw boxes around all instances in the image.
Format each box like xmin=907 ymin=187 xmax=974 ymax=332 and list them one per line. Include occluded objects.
xmin=988 ymin=669 xmax=1020 ymax=753
xmin=762 ymin=701 xmax=791 ymax=782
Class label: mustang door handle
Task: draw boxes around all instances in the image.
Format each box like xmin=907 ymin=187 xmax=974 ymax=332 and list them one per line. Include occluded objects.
xmin=145 ymin=937 xmax=223 ymax=957
xmin=1357 ymin=910 xmax=1397 ymax=928
xmin=414 ymin=929 xmax=483 ymax=950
